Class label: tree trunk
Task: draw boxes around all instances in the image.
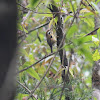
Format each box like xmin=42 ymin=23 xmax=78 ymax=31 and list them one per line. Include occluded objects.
xmin=0 ymin=1 xmax=17 ymax=100
xmin=92 ymin=2 xmax=100 ymax=100
xmin=48 ymin=4 xmax=71 ymax=100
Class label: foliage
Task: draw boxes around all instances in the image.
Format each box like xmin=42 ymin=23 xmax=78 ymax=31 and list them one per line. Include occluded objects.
xmin=16 ymin=0 xmax=100 ymax=100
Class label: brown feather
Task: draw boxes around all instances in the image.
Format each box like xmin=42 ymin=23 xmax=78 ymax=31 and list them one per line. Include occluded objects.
xmin=46 ymin=30 xmax=56 ymax=52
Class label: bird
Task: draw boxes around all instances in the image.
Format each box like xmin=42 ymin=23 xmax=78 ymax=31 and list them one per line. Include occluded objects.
xmin=46 ymin=30 xmax=56 ymax=53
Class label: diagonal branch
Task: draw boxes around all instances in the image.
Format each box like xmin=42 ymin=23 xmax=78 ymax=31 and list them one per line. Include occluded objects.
xmin=17 ymin=51 xmax=56 ymax=74
xmin=85 ymin=27 xmax=100 ymax=36
xmin=18 ymin=22 xmax=49 ymax=40
xmin=27 ymin=22 xmax=49 ymax=34
xmin=17 ymin=81 xmax=37 ymax=100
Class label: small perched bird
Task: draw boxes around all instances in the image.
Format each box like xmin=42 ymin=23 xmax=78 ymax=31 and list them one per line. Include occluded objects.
xmin=46 ymin=30 xmax=56 ymax=53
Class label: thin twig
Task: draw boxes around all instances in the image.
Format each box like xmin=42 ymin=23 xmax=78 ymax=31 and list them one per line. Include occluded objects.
xmin=17 ymin=81 xmax=31 ymax=93
xmin=17 ymin=2 xmax=28 ymax=10
xmin=17 ymin=81 xmax=37 ymax=100
xmin=18 ymin=23 xmax=27 ymax=46
xmin=18 ymin=22 xmax=49 ymax=45
xmin=17 ymin=3 xmax=71 ymax=15
xmin=37 ymin=31 xmax=41 ymax=42
xmin=70 ymin=0 xmax=75 ymax=15
xmin=27 ymin=22 xmax=49 ymax=34
xmin=17 ymin=0 xmax=43 ymax=11
xmin=17 ymin=51 xmax=56 ymax=74
xmin=59 ymin=79 xmax=66 ymax=100
xmin=18 ymin=22 xmax=49 ymax=39
xmin=85 ymin=27 xmax=100 ymax=36
xmin=35 ymin=0 xmax=43 ymax=10
xmin=69 ymin=8 xmax=81 ymax=27
xmin=85 ymin=0 xmax=95 ymax=11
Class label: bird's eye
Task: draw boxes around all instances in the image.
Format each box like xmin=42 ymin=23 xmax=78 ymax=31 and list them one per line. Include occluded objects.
xmin=48 ymin=31 xmax=50 ymax=34
xmin=51 ymin=36 xmax=52 ymax=38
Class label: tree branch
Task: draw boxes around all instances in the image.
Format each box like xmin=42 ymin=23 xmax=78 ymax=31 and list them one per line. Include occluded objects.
xmin=17 ymin=81 xmax=37 ymax=100
xmin=17 ymin=51 xmax=56 ymax=74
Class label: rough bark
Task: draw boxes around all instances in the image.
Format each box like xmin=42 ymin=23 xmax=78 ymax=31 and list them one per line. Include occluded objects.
xmin=92 ymin=61 xmax=100 ymax=100
xmin=48 ymin=4 xmax=71 ymax=100
xmin=92 ymin=2 xmax=100 ymax=100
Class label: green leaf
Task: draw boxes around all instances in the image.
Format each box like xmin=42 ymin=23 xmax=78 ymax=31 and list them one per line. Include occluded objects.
xmin=84 ymin=18 xmax=94 ymax=27
xmin=93 ymin=97 xmax=97 ymax=100
xmin=19 ymin=48 xmax=29 ymax=57
xmin=69 ymin=67 xmax=74 ymax=77
xmin=17 ymin=23 xmax=23 ymax=31
xmin=27 ymin=0 xmax=39 ymax=9
xmin=77 ymin=44 xmax=93 ymax=61
xmin=92 ymin=36 xmax=99 ymax=46
xmin=54 ymin=0 xmax=60 ymax=2
xmin=29 ymin=53 xmax=34 ymax=61
xmin=84 ymin=12 xmax=94 ymax=17
xmin=49 ymin=18 xmax=54 ymax=29
xmin=54 ymin=17 xmax=58 ymax=25
xmin=26 ymin=68 xmax=40 ymax=80
xmin=74 ymin=36 xmax=92 ymax=46
xmin=16 ymin=93 xmax=29 ymax=100
xmin=24 ymin=28 xmax=28 ymax=33
xmin=23 ymin=61 xmax=32 ymax=68
xmin=39 ymin=13 xmax=53 ymax=17
xmin=67 ymin=24 xmax=78 ymax=38
xmin=92 ymin=49 xmax=100 ymax=61
xmin=64 ymin=15 xmax=72 ymax=23
xmin=96 ymin=0 xmax=100 ymax=4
